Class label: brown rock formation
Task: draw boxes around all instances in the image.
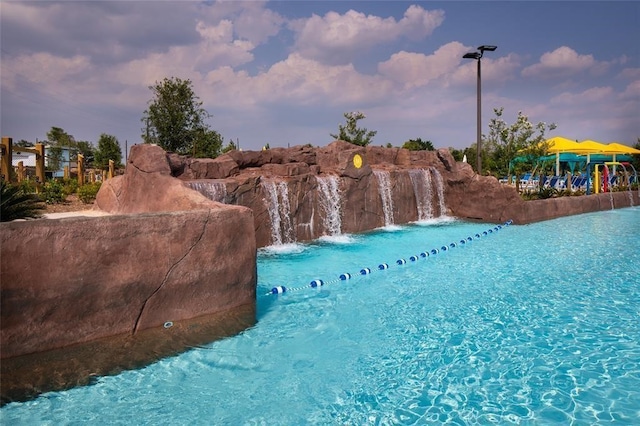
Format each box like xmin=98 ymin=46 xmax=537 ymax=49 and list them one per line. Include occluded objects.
xmin=145 ymin=141 xmax=638 ymax=247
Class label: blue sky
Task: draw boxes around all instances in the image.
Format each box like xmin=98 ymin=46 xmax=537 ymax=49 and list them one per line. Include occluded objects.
xmin=1 ymin=1 xmax=639 ymax=154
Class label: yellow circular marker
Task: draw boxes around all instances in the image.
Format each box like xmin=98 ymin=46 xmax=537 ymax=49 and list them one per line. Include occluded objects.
xmin=353 ymin=154 xmax=363 ymax=169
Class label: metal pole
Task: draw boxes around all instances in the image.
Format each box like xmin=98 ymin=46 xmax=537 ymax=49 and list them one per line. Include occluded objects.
xmin=476 ymin=58 xmax=482 ymax=175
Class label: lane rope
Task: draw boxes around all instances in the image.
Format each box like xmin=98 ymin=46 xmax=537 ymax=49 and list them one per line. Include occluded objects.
xmin=264 ymin=220 xmax=513 ymax=296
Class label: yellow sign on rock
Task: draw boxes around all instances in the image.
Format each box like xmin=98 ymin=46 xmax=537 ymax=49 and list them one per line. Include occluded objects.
xmin=353 ymin=154 xmax=363 ymax=169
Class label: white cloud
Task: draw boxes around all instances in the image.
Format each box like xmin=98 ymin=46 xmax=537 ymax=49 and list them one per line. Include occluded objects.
xmin=550 ymin=86 xmax=615 ymax=105
xmin=2 ymin=52 xmax=92 ymax=90
xmin=290 ymin=5 xmax=444 ymax=64
xmin=233 ymin=2 xmax=285 ymax=45
xmin=619 ymin=79 xmax=640 ymax=100
xmin=522 ymin=46 xmax=597 ymax=78
xmin=377 ymin=42 xmax=468 ymax=89
xmin=201 ymin=53 xmax=395 ymax=108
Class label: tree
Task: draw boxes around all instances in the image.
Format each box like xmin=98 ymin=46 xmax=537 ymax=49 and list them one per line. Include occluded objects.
xmin=46 ymin=126 xmax=75 ymax=171
xmin=485 ymin=107 xmax=556 ymax=180
xmin=330 ymin=111 xmax=377 ymax=146
xmin=45 ymin=127 xmax=96 ymax=169
xmin=222 ymin=139 xmax=237 ymax=154
xmin=75 ymin=140 xmax=95 ymax=166
xmin=192 ymin=128 xmax=223 ymax=159
xmin=142 ymin=77 xmax=221 ymax=157
xmin=15 ymin=139 xmax=34 ymax=148
xmin=94 ymin=133 xmax=123 ymax=169
xmin=402 ymin=138 xmax=435 ymax=151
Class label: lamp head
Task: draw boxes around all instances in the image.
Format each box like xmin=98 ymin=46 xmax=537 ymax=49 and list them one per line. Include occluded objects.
xmin=463 ymin=52 xmax=481 ymax=60
xmin=478 ymin=45 xmax=497 ymax=52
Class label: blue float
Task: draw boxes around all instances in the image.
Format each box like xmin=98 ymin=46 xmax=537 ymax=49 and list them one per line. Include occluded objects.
xmin=397 ymin=259 xmax=406 ymax=265
xmin=271 ymin=286 xmax=287 ymax=294
xmin=310 ymin=279 xmax=324 ymax=287
xmin=379 ymin=263 xmax=389 ymax=270
xmin=410 ymin=255 xmax=419 ymax=261
xmin=431 ymin=248 xmax=439 ymax=255
xmin=360 ymin=268 xmax=371 ymax=275
xmin=339 ymin=273 xmax=351 ymax=280
xmin=420 ymin=252 xmax=429 ymax=258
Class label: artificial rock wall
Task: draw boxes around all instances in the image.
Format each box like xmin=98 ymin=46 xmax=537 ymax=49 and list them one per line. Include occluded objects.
xmin=1 ymin=144 xmax=257 ymax=360
xmin=163 ymin=141 xmax=638 ymax=247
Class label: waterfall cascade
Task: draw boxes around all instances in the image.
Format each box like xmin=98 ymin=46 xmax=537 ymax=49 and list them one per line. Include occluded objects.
xmin=409 ymin=169 xmax=434 ymax=221
xmin=373 ymin=170 xmax=395 ymax=226
xmin=186 ymin=180 xmax=227 ymax=203
xmin=262 ymin=181 xmax=295 ymax=245
xmin=431 ymin=168 xmax=447 ymax=217
xmin=409 ymin=168 xmax=448 ymax=220
xmin=316 ymin=175 xmax=343 ymax=236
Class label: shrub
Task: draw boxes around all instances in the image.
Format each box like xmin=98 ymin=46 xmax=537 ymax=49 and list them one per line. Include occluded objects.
xmin=61 ymin=178 xmax=79 ymax=197
xmin=77 ymin=182 xmax=102 ymax=204
xmin=41 ymin=179 xmax=66 ymax=204
xmin=537 ymin=187 xmax=557 ymax=199
xmin=0 ymin=180 xmax=45 ymax=221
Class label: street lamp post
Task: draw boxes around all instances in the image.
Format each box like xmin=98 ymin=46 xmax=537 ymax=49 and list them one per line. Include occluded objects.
xmin=463 ymin=45 xmax=497 ymax=175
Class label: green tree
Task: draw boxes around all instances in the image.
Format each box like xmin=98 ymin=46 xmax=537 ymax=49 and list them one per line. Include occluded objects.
xmin=45 ymin=128 xmax=97 ymax=169
xmin=75 ymin=140 xmax=95 ymax=166
xmin=221 ymin=139 xmax=237 ymax=154
xmin=485 ymin=107 xmax=556 ymax=180
xmin=94 ymin=133 xmax=123 ymax=169
xmin=142 ymin=77 xmax=221 ymax=157
xmin=192 ymin=128 xmax=223 ymax=159
xmin=15 ymin=139 xmax=34 ymax=147
xmin=46 ymin=126 xmax=75 ymax=171
xmin=330 ymin=111 xmax=377 ymax=147
xmin=402 ymin=138 xmax=435 ymax=151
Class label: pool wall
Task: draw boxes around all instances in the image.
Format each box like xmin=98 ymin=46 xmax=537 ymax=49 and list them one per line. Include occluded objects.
xmin=0 ymin=208 xmax=256 ymax=360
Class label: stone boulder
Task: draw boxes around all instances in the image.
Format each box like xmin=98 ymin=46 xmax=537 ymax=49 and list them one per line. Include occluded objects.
xmin=95 ymin=144 xmax=224 ymax=214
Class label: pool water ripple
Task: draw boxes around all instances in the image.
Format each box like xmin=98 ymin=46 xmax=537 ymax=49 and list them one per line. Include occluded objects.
xmin=2 ymin=210 xmax=640 ymax=424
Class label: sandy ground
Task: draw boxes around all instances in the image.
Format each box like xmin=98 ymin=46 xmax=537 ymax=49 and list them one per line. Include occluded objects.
xmin=41 ymin=194 xmax=110 ymax=219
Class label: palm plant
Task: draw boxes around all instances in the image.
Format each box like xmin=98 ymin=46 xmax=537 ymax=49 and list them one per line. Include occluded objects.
xmin=1 ymin=180 xmax=45 ymax=222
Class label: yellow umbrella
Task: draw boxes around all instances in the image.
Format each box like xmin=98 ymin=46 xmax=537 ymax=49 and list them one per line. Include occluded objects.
xmin=544 ymin=136 xmax=583 ymax=153
xmin=578 ymin=139 xmax=608 ymax=153
xmin=577 ymin=139 xmax=608 ymax=166
xmin=603 ymin=142 xmax=640 ymax=155
xmin=545 ymin=137 xmax=600 ymax=175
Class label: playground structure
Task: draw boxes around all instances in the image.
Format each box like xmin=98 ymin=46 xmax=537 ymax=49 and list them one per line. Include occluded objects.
xmin=1 ymin=137 xmax=116 ymax=186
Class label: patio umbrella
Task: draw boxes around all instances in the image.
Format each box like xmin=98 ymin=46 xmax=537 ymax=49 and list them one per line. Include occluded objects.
xmin=545 ymin=137 xmax=596 ymax=175
xmin=578 ymin=139 xmax=607 ymax=166
xmin=600 ymin=143 xmax=640 ymax=172
xmin=603 ymin=142 xmax=640 ymax=156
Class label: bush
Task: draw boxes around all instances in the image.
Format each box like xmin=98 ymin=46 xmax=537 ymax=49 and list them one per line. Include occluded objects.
xmin=17 ymin=179 xmax=38 ymax=194
xmin=537 ymin=187 xmax=558 ymax=199
xmin=61 ymin=178 xmax=79 ymax=197
xmin=77 ymin=182 xmax=102 ymax=204
xmin=41 ymin=179 xmax=66 ymax=204
xmin=0 ymin=180 xmax=45 ymax=221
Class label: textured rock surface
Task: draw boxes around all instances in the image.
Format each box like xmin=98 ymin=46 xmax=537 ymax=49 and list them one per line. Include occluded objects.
xmin=0 ymin=208 xmax=256 ymax=359
xmin=2 ymin=142 xmax=257 ymax=361
xmin=158 ymin=141 xmax=639 ymax=246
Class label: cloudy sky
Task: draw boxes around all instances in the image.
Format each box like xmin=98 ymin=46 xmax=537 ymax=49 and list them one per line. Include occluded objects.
xmin=1 ymin=1 xmax=639 ymax=155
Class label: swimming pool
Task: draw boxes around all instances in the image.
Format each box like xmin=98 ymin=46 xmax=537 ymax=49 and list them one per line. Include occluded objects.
xmin=3 ymin=208 xmax=639 ymax=424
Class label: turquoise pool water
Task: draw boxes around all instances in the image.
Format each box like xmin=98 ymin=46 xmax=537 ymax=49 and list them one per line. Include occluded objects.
xmin=2 ymin=208 xmax=640 ymax=424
